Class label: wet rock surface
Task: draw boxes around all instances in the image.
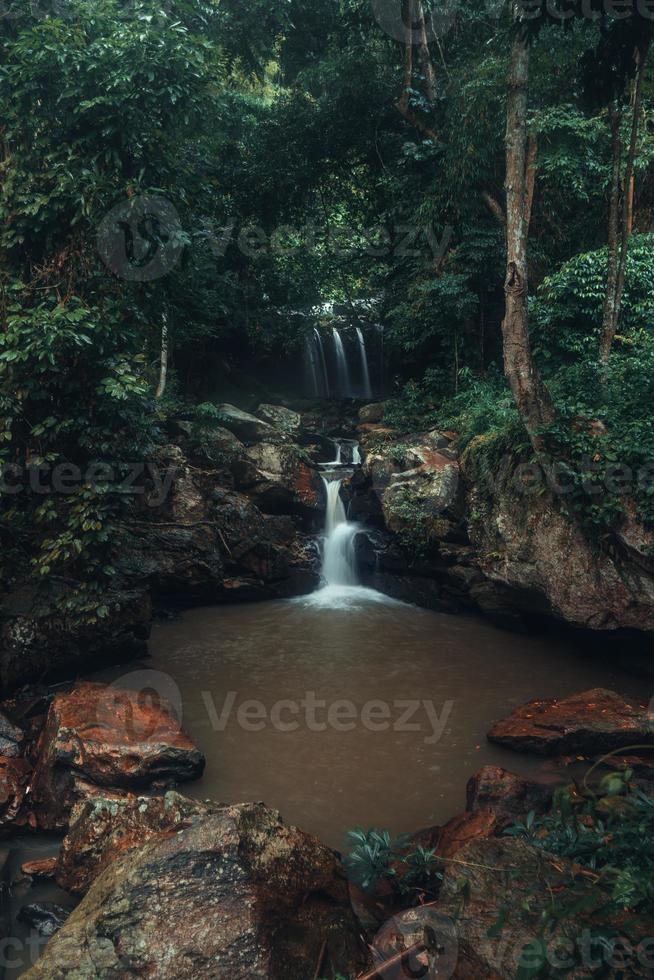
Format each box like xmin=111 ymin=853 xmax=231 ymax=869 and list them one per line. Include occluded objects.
xmin=27 ymin=795 xmax=368 ymax=980
xmin=30 ymin=682 xmax=204 ymax=829
xmin=18 ymin=902 xmax=70 ymax=937
xmin=487 ymin=688 xmax=654 ymax=757
xmin=466 ymin=765 xmax=554 ymax=820
xmin=437 ymin=837 xmax=602 ymax=979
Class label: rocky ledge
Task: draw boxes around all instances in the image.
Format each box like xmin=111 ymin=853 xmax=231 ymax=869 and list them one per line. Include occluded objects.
xmin=0 ymin=400 xmax=355 ymax=692
xmin=349 ymin=402 xmax=654 ymax=640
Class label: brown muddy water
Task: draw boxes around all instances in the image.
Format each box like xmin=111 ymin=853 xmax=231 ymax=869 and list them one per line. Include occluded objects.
xmin=98 ymin=585 xmax=645 ymax=850
xmin=5 ymin=585 xmax=648 ymax=977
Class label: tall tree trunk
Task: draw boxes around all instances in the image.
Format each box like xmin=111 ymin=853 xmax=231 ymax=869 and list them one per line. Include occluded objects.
xmin=155 ymin=312 xmax=169 ymax=400
xmin=415 ymin=0 xmax=436 ymax=102
xmin=600 ymin=44 xmax=648 ymax=365
xmin=613 ymin=48 xmax=647 ymax=335
xmin=599 ymin=103 xmax=622 ymax=365
xmin=501 ymin=26 xmax=554 ymax=453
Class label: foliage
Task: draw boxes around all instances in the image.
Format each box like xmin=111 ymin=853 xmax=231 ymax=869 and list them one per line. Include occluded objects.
xmin=506 ymin=770 xmax=654 ymax=976
xmin=344 ymin=826 xmax=442 ymax=900
xmin=0 ymin=287 xmax=152 ymax=614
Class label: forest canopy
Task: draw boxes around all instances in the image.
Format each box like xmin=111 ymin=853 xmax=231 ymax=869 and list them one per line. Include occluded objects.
xmin=1 ymin=0 xmax=654 ymax=613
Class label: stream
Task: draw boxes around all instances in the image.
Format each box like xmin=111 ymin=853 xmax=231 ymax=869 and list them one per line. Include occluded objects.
xmin=93 ymin=472 xmax=643 ymax=849
xmin=3 ymin=470 xmax=647 ymax=977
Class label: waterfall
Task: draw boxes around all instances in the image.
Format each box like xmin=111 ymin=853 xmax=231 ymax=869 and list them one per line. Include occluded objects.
xmin=327 ymin=441 xmax=342 ymax=466
xmin=305 ymin=336 xmax=320 ymax=397
xmin=321 ymin=478 xmax=358 ymax=586
xmin=305 ymin=330 xmax=330 ymax=398
xmin=332 ymin=328 xmax=352 ymax=398
xmin=356 ymin=327 xmax=373 ymax=399
xmin=314 ymin=328 xmax=330 ymax=397
xmin=352 ymin=443 xmax=362 ymax=465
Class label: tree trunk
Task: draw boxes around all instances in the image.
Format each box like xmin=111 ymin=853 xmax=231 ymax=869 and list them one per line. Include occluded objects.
xmin=613 ymin=48 xmax=647 ymax=338
xmin=599 ymin=103 xmax=622 ymax=365
xmin=501 ymin=27 xmax=554 ymax=452
xmin=155 ymin=312 xmax=169 ymax=400
xmin=415 ymin=0 xmax=436 ymax=102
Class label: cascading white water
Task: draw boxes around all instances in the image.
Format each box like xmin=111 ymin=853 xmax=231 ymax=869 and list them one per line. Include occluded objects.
xmin=314 ymin=328 xmax=330 ymax=397
xmin=352 ymin=442 xmax=362 ymax=465
xmin=356 ymin=327 xmax=373 ymax=399
xmin=305 ymin=330 xmax=331 ymax=398
xmin=332 ymin=327 xmax=352 ymax=398
xmin=305 ymin=336 xmax=320 ymax=397
xmin=321 ymin=477 xmax=358 ymax=586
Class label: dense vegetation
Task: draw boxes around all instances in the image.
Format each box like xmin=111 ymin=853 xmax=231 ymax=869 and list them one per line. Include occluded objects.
xmin=1 ymin=0 xmax=654 ymax=609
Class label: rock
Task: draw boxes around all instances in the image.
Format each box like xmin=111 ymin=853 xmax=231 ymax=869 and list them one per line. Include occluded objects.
xmin=488 ymin=688 xmax=654 ymax=757
xmin=18 ymin=902 xmax=70 ymax=937
xmin=436 ymin=837 xmax=617 ymax=978
xmin=0 ymin=757 xmax=33 ymax=831
xmin=462 ymin=438 xmax=654 ymax=633
xmin=30 ymin=682 xmax=204 ymax=829
xmin=436 ymin=809 xmax=499 ymax=860
xmin=257 ymin=404 xmax=302 ymax=432
xmin=189 ymin=424 xmax=245 ymax=465
xmin=29 ymin=797 xmax=368 ymax=980
xmin=216 ymin=403 xmax=278 ymax=443
xmin=57 ymin=792 xmax=210 ymax=894
xmin=0 ymin=849 xmax=9 ymax=957
xmin=0 ymin=711 xmax=24 ymax=757
xmin=357 ymin=430 xmax=464 ymax=551
xmin=0 ymin=588 xmax=151 ymax=694
xmin=466 ymin=766 xmax=554 ymax=822
xmin=358 ymin=402 xmax=389 ymax=424
xmin=21 ymin=857 xmax=57 ymax=880
xmin=243 ymin=443 xmax=324 ymax=516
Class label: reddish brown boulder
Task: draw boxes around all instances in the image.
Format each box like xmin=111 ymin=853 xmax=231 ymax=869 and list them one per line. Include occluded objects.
xmin=466 ymin=766 xmax=554 ymax=821
xmin=26 ymin=796 xmax=368 ymax=980
xmin=0 ymin=757 xmax=33 ymax=831
xmin=488 ymin=688 xmax=653 ymax=757
xmin=57 ymin=792 xmax=209 ymax=894
xmin=436 ymin=809 xmax=499 ymax=860
xmin=30 ymin=682 xmax=204 ymax=829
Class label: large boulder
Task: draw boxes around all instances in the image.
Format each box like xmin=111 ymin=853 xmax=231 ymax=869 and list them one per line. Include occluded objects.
xmin=466 ymin=765 xmax=554 ymax=821
xmin=358 ymin=401 xmax=390 ymax=424
xmin=30 ymin=682 xmax=204 ymax=829
xmin=28 ymin=796 xmax=368 ymax=980
xmin=257 ymin=404 xmax=302 ymax=433
xmin=437 ymin=836 xmax=634 ymax=978
xmin=0 ymin=588 xmax=151 ymax=694
xmin=240 ymin=443 xmax=324 ymax=516
xmin=488 ymin=688 xmax=654 ymax=757
xmin=216 ymin=404 xmax=279 ymax=443
xmin=463 ymin=438 xmax=654 ymax=633
xmin=356 ymin=429 xmax=464 ymax=548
